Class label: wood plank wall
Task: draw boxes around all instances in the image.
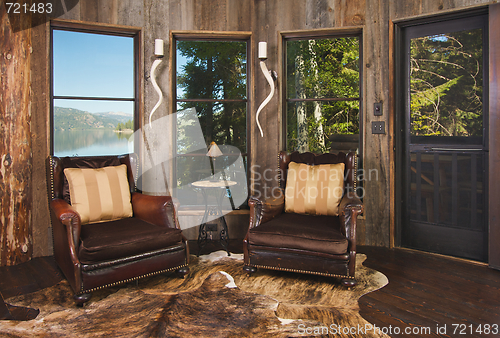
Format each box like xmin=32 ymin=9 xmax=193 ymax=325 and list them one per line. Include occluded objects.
xmin=1 ymin=0 xmax=496 ymax=264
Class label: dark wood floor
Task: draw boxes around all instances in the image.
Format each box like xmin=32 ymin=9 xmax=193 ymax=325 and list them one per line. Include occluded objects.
xmin=1 ymin=243 xmax=499 ymax=338
xmin=358 ymin=246 xmax=500 ymax=338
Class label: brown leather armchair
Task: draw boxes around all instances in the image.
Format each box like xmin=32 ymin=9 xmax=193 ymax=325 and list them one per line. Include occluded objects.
xmin=243 ymin=151 xmax=363 ymax=286
xmin=47 ymin=154 xmax=189 ymax=305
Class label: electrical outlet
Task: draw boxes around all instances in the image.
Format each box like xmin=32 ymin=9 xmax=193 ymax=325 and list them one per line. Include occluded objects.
xmin=372 ymin=121 xmax=385 ymax=134
xmin=374 ymin=102 xmax=383 ymax=116
xmin=206 ymin=223 xmax=218 ymax=232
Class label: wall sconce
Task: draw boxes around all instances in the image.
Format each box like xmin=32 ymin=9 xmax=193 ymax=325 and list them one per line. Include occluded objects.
xmin=149 ymin=39 xmax=164 ymax=127
xmin=256 ymin=41 xmax=276 ymax=138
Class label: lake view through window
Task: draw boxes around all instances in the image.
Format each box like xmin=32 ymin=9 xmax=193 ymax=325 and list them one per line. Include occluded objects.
xmin=51 ymin=28 xmax=136 ymax=157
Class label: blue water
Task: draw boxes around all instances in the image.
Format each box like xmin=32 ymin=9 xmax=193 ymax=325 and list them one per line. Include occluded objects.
xmin=53 ymin=129 xmax=133 ymax=157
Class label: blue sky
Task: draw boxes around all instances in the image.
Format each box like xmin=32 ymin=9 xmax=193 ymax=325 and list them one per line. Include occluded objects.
xmin=53 ymin=29 xmax=134 ymax=115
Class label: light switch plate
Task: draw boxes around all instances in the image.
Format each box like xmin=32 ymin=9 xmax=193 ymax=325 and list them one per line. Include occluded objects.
xmin=374 ymin=102 xmax=383 ymax=116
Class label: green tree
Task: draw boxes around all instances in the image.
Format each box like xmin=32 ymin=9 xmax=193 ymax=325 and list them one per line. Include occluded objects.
xmin=410 ymin=30 xmax=483 ymax=137
xmin=286 ymin=37 xmax=360 ymax=153
xmin=176 ymin=41 xmax=247 ymax=153
xmin=125 ymin=119 xmax=133 ymax=130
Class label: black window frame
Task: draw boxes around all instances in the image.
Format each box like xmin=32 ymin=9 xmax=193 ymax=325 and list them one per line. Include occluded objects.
xmin=281 ymin=29 xmax=363 ymax=156
xmin=50 ymin=20 xmax=142 ymax=157
xmin=405 ymin=15 xmax=488 ymax=146
xmin=171 ymin=31 xmax=251 ymax=207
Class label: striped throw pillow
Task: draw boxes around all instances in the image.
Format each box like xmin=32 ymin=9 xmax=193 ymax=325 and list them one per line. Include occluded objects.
xmin=64 ymin=164 xmax=133 ymax=224
xmin=284 ymin=162 xmax=345 ymax=216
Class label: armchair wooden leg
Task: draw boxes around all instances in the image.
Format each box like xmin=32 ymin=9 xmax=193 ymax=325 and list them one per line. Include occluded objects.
xmin=341 ymin=278 xmax=357 ymax=287
xmin=176 ymin=266 xmax=190 ymax=279
xmin=243 ymin=265 xmax=257 ymax=276
xmin=74 ymin=293 xmax=92 ymax=307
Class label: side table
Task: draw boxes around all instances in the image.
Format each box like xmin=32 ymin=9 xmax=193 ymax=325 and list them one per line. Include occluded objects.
xmin=191 ymin=179 xmax=237 ymax=256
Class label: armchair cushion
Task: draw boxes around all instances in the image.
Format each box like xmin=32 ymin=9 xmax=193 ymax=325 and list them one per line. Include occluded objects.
xmin=284 ymin=162 xmax=344 ymax=216
xmin=64 ymin=164 xmax=133 ymax=224
xmin=79 ymin=217 xmax=183 ymax=264
xmin=248 ymin=213 xmax=348 ymax=255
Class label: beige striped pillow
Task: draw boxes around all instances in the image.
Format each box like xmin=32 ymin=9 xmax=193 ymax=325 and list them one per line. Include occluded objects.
xmin=284 ymin=162 xmax=345 ymax=216
xmin=64 ymin=164 xmax=133 ymax=224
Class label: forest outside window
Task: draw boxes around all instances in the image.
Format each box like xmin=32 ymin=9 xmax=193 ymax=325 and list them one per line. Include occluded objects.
xmin=409 ymin=27 xmax=485 ymax=144
xmin=285 ymin=34 xmax=361 ymax=154
xmin=174 ymin=36 xmax=249 ymax=207
xmin=51 ymin=25 xmax=139 ymax=157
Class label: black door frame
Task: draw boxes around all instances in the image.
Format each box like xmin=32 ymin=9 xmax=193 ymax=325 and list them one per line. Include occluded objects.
xmin=394 ymin=7 xmax=490 ymax=260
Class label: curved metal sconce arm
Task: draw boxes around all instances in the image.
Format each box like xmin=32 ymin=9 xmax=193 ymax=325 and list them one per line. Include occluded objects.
xmin=149 ymin=59 xmax=163 ymax=128
xmin=256 ymin=60 xmax=275 ymax=137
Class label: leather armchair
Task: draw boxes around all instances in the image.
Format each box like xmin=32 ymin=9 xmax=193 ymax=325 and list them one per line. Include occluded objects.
xmin=243 ymin=151 xmax=363 ymax=286
xmin=47 ymin=154 xmax=189 ymax=305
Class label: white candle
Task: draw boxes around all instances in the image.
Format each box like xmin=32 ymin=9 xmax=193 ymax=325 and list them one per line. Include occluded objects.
xmin=258 ymin=41 xmax=267 ymax=59
xmin=155 ymin=39 xmax=164 ymax=57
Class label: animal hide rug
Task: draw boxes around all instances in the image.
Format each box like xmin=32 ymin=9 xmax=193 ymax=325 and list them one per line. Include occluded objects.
xmin=0 ymin=252 xmax=389 ymax=337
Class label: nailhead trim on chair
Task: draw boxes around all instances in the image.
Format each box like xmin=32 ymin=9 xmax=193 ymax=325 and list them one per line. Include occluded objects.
xmin=353 ymin=154 xmax=357 ymax=191
xmin=49 ymin=155 xmax=56 ymax=200
xmin=133 ymin=154 xmax=139 ymax=191
xmin=48 ymin=156 xmax=56 ymax=254
xmin=247 ymin=263 xmax=354 ymax=280
xmin=277 ymin=152 xmax=281 ymax=187
xmin=80 ymin=263 xmax=189 ymax=294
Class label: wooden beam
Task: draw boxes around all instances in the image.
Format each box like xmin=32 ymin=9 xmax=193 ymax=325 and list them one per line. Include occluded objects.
xmin=489 ymin=3 xmax=500 ymax=270
xmin=0 ymin=2 xmax=33 ymax=265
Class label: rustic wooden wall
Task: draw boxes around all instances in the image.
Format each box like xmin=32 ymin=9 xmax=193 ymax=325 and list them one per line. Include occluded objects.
xmin=1 ymin=5 xmax=33 ymax=265
xmin=1 ymin=0 xmax=496 ymax=264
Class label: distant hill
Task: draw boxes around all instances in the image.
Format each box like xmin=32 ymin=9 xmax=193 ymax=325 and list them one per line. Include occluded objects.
xmin=54 ymin=106 xmax=132 ymax=130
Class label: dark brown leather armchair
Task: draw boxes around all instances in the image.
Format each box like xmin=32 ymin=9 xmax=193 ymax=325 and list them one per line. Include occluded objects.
xmin=47 ymin=154 xmax=189 ymax=305
xmin=243 ymin=151 xmax=363 ymax=286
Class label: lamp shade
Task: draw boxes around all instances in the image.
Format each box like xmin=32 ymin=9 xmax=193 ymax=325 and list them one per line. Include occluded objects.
xmin=207 ymin=141 xmax=223 ymax=157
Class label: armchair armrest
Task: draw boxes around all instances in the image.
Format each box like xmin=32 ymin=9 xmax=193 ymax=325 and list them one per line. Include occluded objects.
xmin=248 ymin=190 xmax=284 ymax=229
xmin=131 ymin=192 xmax=179 ymax=229
xmin=338 ymin=191 xmax=364 ymax=241
xmin=50 ymin=198 xmax=81 ymax=253
xmin=50 ymin=198 xmax=83 ymax=291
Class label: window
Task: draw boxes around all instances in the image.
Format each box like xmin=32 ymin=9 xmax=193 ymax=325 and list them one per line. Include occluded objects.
xmin=408 ymin=21 xmax=485 ymax=144
xmin=174 ymin=34 xmax=249 ymax=206
xmin=51 ymin=24 xmax=139 ymax=157
xmin=284 ymin=33 xmax=361 ymax=154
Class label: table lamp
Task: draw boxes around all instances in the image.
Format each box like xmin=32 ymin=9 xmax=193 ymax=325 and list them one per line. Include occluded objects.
xmin=207 ymin=141 xmax=223 ymax=181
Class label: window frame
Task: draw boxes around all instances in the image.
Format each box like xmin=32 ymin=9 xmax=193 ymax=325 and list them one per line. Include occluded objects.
xmin=404 ymin=15 xmax=489 ymax=146
xmin=50 ymin=20 xmax=142 ymax=156
xmin=170 ymin=31 xmax=251 ymax=206
xmin=280 ymin=28 xmax=363 ymax=155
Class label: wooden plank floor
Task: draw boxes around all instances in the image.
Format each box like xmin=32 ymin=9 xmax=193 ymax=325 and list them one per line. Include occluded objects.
xmin=0 ymin=256 xmax=62 ymax=320
xmin=358 ymin=246 xmax=500 ymax=338
xmin=1 ymin=244 xmax=499 ymax=338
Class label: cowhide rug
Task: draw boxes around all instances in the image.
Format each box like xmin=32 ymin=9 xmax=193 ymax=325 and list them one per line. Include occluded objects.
xmin=0 ymin=252 xmax=389 ymax=337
